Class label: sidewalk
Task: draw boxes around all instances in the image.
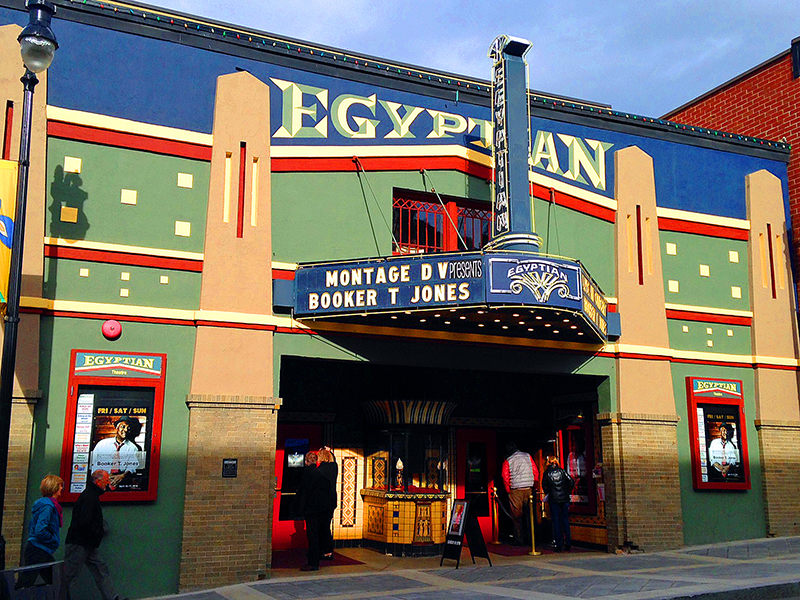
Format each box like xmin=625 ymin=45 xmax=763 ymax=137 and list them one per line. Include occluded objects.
xmin=147 ymin=537 xmax=800 ymax=600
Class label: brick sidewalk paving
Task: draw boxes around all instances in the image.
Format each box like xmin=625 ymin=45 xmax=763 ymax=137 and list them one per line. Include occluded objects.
xmin=147 ymin=537 xmax=800 ymax=600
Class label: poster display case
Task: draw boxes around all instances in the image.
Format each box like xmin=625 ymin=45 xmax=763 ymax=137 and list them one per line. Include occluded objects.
xmin=686 ymin=377 xmax=750 ymax=491
xmin=59 ymin=350 xmax=166 ymax=502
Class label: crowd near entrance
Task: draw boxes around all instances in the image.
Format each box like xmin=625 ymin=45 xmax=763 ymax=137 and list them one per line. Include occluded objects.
xmin=271 ymin=356 xmax=608 ymax=558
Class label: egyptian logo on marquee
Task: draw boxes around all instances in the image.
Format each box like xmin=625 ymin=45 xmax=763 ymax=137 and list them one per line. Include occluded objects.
xmin=490 ymin=258 xmax=581 ymax=304
xmin=692 ymin=379 xmax=743 ymax=398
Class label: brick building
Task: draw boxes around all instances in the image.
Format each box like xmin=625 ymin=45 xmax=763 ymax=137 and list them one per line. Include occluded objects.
xmin=665 ymin=38 xmax=800 ymax=291
xmin=0 ymin=1 xmax=797 ymax=598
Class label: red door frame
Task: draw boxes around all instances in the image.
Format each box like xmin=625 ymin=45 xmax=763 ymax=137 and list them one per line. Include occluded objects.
xmin=455 ymin=428 xmax=496 ymax=542
xmin=272 ymin=423 xmax=323 ymax=551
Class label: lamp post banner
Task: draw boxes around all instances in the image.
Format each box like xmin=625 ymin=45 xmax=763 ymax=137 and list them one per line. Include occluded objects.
xmin=0 ymin=160 xmax=18 ymax=305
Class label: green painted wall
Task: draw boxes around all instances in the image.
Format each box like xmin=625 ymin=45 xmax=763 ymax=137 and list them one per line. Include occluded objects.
xmin=671 ymin=363 xmax=766 ymax=545
xmin=47 ymin=139 xmax=209 ymax=252
xmin=29 ymin=316 xmax=195 ymax=599
xmin=42 ymin=257 xmax=202 ymax=310
xmin=271 ymin=170 xmax=491 ymax=262
xmin=661 ymin=232 xmax=749 ymax=310
xmin=667 ymin=320 xmax=751 ymax=355
xmin=533 ymin=197 xmax=616 ymax=296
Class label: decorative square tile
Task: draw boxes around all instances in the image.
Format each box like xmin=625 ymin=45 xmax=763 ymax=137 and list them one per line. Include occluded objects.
xmin=120 ymin=189 xmax=137 ymax=205
xmin=60 ymin=206 xmax=78 ymax=223
xmin=160 ymin=276 xmax=169 ymax=285
xmin=175 ymin=221 xmax=191 ymax=237
xmin=121 ymin=272 xmax=130 ymax=281
xmin=63 ymin=156 xmax=81 ymax=173
xmin=177 ymin=172 xmax=194 ymax=188
xmin=729 ymin=250 xmax=739 ymax=263
xmin=120 ymin=288 xmax=129 ymax=298
xmin=668 ymin=280 xmax=679 ymax=293
xmin=699 ymin=264 xmax=710 ymax=277
xmin=79 ymin=268 xmax=89 ymax=277
xmin=731 ymin=286 xmax=742 ymax=298
xmin=666 ymin=242 xmax=677 ymax=255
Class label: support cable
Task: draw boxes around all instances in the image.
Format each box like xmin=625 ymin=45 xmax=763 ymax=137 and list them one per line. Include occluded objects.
xmin=420 ymin=169 xmax=468 ymax=250
xmin=352 ymin=156 xmax=398 ymax=252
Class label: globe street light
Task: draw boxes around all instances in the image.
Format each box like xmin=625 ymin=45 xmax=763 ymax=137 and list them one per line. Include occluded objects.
xmin=0 ymin=0 xmax=57 ymax=571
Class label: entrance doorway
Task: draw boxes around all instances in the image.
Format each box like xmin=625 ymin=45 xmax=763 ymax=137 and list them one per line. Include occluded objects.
xmin=272 ymin=423 xmax=322 ymax=551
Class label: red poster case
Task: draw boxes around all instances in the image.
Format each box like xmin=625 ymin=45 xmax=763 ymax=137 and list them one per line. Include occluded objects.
xmin=59 ymin=350 xmax=166 ymax=502
xmin=686 ymin=377 xmax=750 ymax=491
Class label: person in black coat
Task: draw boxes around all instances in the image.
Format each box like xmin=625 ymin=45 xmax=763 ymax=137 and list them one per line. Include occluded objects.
xmin=295 ymin=451 xmax=331 ymax=571
xmin=64 ymin=470 xmax=126 ymax=600
xmin=541 ymin=455 xmax=575 ymax=552
xmin=316 ymin=447 xmax=338 ymax=561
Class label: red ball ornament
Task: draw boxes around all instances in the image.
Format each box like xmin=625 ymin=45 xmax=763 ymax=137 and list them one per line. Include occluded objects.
xmin=102 ymin=320 xmax=122 ymax=340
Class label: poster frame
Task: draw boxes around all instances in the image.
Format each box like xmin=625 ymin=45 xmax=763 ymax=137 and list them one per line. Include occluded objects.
xmin=686 ymin=377 xmax=750 ymax=492
xmin=59 ymin=349 xmax=167 ymax=502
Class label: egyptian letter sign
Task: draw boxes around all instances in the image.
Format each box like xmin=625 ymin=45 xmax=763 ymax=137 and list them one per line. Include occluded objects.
xmin=294 ymin=253 xmax=485 ymax=316
xmin=0 ymin=160 xmax=18 ymax=304
xmin=73 ymin=352 xmax=164 ymax=379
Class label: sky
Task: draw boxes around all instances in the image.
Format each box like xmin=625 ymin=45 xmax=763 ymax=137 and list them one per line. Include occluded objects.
xmin=149 ymin=0 xmax=799 ymax=119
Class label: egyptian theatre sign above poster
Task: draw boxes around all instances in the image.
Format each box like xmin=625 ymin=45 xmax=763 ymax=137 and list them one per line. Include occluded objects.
xmin=292 ymin=36 xmax=619 ymax=344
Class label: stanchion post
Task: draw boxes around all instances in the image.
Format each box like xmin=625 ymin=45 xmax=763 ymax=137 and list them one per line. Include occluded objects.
xmin=489 ymin=486 xmax=501 ymax=544
xmin=528 ymin=490 xmax=541 ymax=556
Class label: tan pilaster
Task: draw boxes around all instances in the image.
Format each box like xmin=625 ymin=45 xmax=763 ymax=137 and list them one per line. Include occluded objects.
xmin=0 ymin=25 xmax=45 ymax=567
xmin=607 ymin=146 xmax=683 ymax=551
xmin=179 ymin=71 xmax=279 ymax=591
xmin=746 ymin=169 xmax=800 ymax=536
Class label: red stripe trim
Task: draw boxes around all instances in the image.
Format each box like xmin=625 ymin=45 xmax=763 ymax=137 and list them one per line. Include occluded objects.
xmin=665 ymin=309 xmax=751 ymax=326
xmin=44 ymin=244 xmax=203 ymax=272
xmin=273 ymin=269 xmax=296 ymax=280
xmin=272 ymin=156 xmax=492 ymax=179
xmin=48 ymin=121 xmax=213 ymax=161
xmin=531 ymin=183 xmax=616 ymax=223
xmin=658 ymin=217 xmax=749 ymax=240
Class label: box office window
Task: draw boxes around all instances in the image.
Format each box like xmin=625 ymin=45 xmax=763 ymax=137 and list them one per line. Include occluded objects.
xmin=60 ymin=351 xmax=166 ymax=502
xmin=392 ymin=189 xmax=491 ymax=255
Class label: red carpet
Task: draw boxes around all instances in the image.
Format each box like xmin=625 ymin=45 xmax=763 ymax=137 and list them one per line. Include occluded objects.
xmin=271 ymin=549 xmax=364 ymax=569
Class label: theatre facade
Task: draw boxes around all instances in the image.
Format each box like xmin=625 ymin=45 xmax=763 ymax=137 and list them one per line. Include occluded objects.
xmin=0 ymin=0 xmax=798 ymax=597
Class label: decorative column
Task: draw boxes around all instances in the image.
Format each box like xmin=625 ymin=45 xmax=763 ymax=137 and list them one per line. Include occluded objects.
xmin=602 ymin=146 xmax=683 ymax=551
xmin=178 ymin=71 xmax=279 ymax=591
xmin=0 ymin=24 xmax=45 ymax=568
xmin=745 ymin=169 xmax=800 ymax=536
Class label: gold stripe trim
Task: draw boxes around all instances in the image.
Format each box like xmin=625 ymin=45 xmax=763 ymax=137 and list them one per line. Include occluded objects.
xmin=664 ymin=303 xmax=753 ymax=318
xmin=271 ymin=144 xmax=493 ymax=166
xmin=44 ymin=237 xmax=205 ymax=261
xmin=656 ymin=206 xmax=750 ymax=230
xmin=47 ymin=106 xmax=214 ymax=146
xmin=530 ymin=172 xmax=617 ymax=211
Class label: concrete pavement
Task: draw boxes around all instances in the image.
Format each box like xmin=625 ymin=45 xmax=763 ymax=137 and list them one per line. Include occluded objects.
xmin=147 ymin=537 xmax=800 ymax=600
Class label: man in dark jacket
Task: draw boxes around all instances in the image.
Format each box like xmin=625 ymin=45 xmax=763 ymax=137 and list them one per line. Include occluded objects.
xmin=541 ymin=456 xmax=575 ymax=552
xmin=294 ymin=451 xmax=331 ymax=571
xmin=64 ymin=470 xmax=126 ymax=600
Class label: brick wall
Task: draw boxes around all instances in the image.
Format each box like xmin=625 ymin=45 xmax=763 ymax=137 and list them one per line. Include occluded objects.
xmin=755 ymin=420 xmax=800 ymax=536
xmin=599 ymin=413 xmax=684 ymax=551
xmin=667 ymin=51 xmax=800 ymax=291
xmin=2 ymin=398 xmax=37 ymax=567
xmin=179 ymin=395 xmax=279 ymax=591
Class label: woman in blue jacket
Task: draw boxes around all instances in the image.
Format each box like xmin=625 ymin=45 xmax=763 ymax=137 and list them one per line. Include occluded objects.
xmin=18 ymin=475 xmax=64 ymax=587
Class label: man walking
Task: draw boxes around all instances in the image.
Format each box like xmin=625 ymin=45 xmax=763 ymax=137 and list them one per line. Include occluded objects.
xmin=502 ymin=441 xmax=539 ymax=546
xmin=64 ymin=469 xmax=126 ymax=600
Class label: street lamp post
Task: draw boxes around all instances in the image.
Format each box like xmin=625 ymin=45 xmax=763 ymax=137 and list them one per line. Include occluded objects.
xmin=0 ymin=0 xmax=57 ymax=571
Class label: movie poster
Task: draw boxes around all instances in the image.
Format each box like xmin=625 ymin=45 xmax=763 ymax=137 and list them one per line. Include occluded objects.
xmin=68 ymin=386 xmax=154 ymax=495
xmin=697 ymin=403 xmax=743 ymax=484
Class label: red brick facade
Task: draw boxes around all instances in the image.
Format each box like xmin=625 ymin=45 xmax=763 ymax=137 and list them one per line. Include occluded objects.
xmin=665 ymin=46 xmax=800 ymax=284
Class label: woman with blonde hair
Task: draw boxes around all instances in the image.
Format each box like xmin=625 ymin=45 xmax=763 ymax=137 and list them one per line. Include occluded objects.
xmin=17 ymin=474 xmax=64 ymax=587
xmin=317 ymin=447 xmax=338 ymax=561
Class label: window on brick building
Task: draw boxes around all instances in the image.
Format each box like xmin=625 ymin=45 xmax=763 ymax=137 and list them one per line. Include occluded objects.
xmin=392 ymin=189 xmax=491 ymax=254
